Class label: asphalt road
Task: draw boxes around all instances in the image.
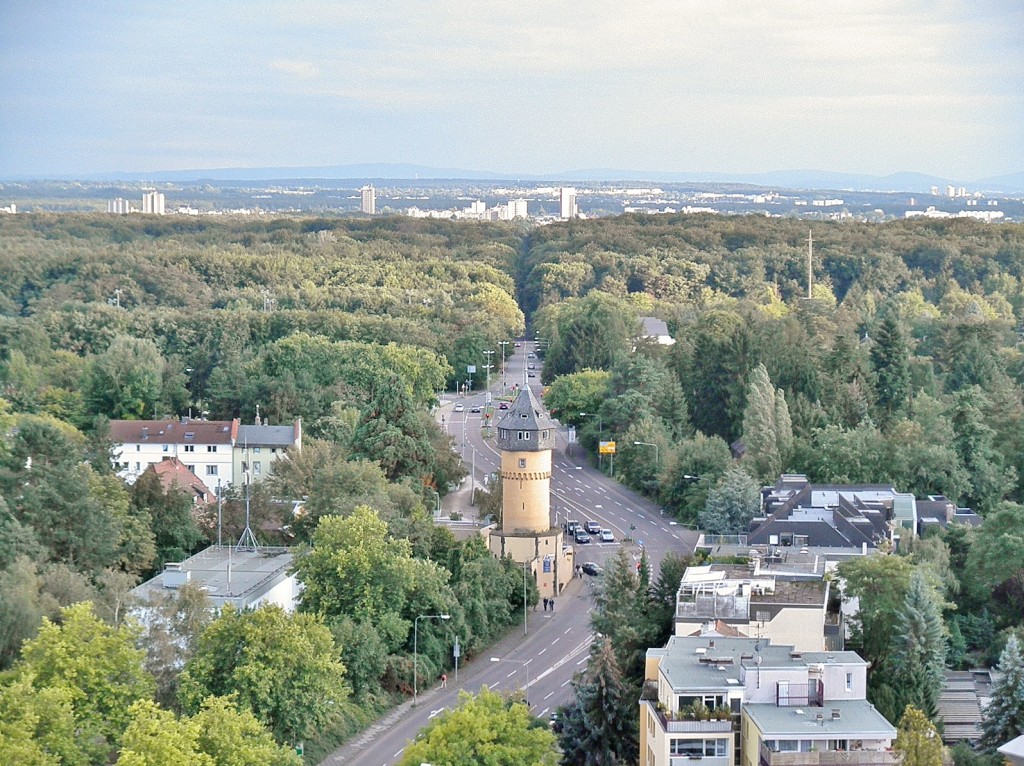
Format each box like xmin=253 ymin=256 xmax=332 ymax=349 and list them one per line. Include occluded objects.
xmin=323 ymin=340 xmax=699 ymax=766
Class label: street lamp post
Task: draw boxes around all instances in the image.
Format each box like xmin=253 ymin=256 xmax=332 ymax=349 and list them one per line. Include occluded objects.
xmin=498 ymin=341 xmax=510 ymax=393
xmin=414 ymin=613 xmax=450 ymax=706
xmin=483 ymin=350 xmax=494 ymax=391
xmin=522 ymin=562 xmax=529 ymax=636
xmin=431 ymin=489 xmax=441 ymax=517
xmin=632 ymin=441 xmax=660 ymax=466
xmin=490 ymin=657 xmax=533 ymax=706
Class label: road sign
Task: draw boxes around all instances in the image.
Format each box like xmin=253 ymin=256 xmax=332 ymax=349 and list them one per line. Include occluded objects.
xmin=453 ymin=636 xmax=461 ymax=659
xmin=599 ymin=440 xmax=616 ymax=455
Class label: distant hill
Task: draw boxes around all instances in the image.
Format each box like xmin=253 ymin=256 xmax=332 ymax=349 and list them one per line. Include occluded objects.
xmin=55 ymin=163 xmax=1024 ymax=194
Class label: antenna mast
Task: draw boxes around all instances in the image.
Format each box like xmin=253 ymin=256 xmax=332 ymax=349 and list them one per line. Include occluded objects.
xmin=236 ymin=438 xmax=259 ymax=551
xmin=807 ymin=229 xmax=814 ymax=299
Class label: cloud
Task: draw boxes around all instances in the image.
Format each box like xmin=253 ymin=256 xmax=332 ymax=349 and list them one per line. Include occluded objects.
xmin=268 ymin=59 xmax=319 ymax=80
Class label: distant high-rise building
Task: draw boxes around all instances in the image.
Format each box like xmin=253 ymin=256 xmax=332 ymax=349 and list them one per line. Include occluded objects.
xmin=142 ymin=191 xmax=165 ymax=215
xmin=508 ymin=198 xmax=528 ymax=219
xmin=360 ymin=185 xmax=376 ymax=214
xmin=946 ymin=185 xmax=956 ymax=198
xmin=559 ymin=187 xmax=578 ymax=219
xmin=108 ymin=197 xmax=131 ymax=215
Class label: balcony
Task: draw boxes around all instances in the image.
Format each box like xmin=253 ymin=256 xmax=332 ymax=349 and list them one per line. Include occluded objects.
xmin=760 ymin=744 xmax=899 ymax=766
xmin=776 ymin=682 xmax=823 ymax=707
xmin=672 ymin=757 xmax=731 ymax=766
xmin=643 ymin=702 xmax=734 ymax=734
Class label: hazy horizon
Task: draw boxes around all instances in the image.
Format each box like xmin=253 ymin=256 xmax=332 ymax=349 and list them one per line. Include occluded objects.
xmin=2 ymin=2 xmax=1021 ymax=180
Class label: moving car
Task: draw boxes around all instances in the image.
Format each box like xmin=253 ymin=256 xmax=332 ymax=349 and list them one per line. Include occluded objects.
xmin=528 ymin=363 xmax=536 ymax=369
xmin=599 ymin=529 xmax=614 ymax=543
xmin=470 ymin=405 xmax=481 ymax=413
xmin=527 ymin=371 xmax=536 ymax=378
xmin=527 ymin=352 xmax=536 ymax=358
xmin=565 ymin=520 xmax=581 ymax=534
xmin=453 ymin=403 xmax=464 ymax=412
xmin=498 ymin=402 xmax=509 ymax=409
xmin=585 ymin=520 xmax=601 ymax=534
xmin=581 ymin=562 xmax=603 ymax=576
xmin=574 ymin=530 xmax=591 ymax=544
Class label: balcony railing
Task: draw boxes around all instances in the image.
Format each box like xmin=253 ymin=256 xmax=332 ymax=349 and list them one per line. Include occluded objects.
xmin=643 ymin=702 xmax=734 ymax=734
xmin=760 ymin=744 xmax=899 ymax=766
xmin=776 ymin=681 xmax=823 ymax=707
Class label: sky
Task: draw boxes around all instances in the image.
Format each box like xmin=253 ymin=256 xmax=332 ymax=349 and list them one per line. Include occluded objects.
xmin=1 ymin=1 xmax=1022 ymax=180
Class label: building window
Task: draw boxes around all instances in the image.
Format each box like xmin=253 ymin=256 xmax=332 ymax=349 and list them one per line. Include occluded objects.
xmin=206 ymin=465 xmax=218 ymax=476
xmin=254 ymin=446 xmax=261 ymax=453
xmin=136 ymin=445 xmax=141 ymax=452
xmin=135 ymin=462 xmax=140 ymax=471
xmin=670 ymin=739 xmax=728 ymax=758
xmin=186 ymin=465 xmax=195 ymax=474
xmin=519 ymin=459 xmax=527 ymax=469
xmin=271 ymin=448 xmax=278 ymax=453
xmin=207 ymin=445 xmax=217 ymax=452
xmin=524 ymin=431 xmax=530 ymax=440
xmin=756 ymin=610 xmax=771 ymax=623
xmin=162 ymin=444 xmax=169 ymax=452
xmin=254 ymin=461 xmax=261 ymax=474
xmin=543 ymin=429 xmax=549 ymax=439
xmin=845 ymin=673 xmax=853 ymax=692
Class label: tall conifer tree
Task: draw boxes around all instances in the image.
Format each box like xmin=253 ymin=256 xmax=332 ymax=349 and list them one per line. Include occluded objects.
xmin=980 ymin=634 xmax=1024 ymax=751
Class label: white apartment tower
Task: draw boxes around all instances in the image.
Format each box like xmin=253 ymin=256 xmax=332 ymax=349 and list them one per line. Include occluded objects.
xmin=559 ymin=187 xmax=578 ymax=219
xmin=361 ymin=185 xmax=376 ymax=215
xmin=142 ymin=191 xmax=165 ymax=215
xmin=508 ymin=198 xmax=528 ymax=219
xmin=108 ymin=197 xmax=131 ymax=215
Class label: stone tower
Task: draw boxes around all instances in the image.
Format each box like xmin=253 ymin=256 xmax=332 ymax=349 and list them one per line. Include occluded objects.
xmin=489 ymin=386 xmax=570 ymax=598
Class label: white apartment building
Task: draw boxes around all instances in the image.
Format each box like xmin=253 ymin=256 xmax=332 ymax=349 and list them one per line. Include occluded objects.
xmin=640 ymin=635 xmax=895 ymax=766
xmin=361 ymin=185 xmax=376 ymax=214
xmin=559 ymin=187 xmax=578 ymax=219
xmin=111 ymin=418 xmax=239 ymax=486
xmin=507 ymin=198 xmax=528 ymax=219
xmin=142 ymin=191 xmax=166 ymax=215
xmin=108 ymin=197 xmax=131 ymax=214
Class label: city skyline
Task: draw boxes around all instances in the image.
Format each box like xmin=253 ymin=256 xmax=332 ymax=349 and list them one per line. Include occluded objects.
xmin=1 ymin=1 xmax=1022 ymax=181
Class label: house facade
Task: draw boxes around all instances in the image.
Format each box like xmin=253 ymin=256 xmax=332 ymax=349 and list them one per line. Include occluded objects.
xmin=233 ymin=419 xmax=302 ymax=483
xmin=640 ymin=636 xmax=895 ymax=766
xmin=111 ymin=418 xmax=238 ymax=486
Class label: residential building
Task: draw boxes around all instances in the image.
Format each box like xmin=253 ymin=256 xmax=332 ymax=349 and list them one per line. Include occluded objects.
xmin=360 ymin=184 xmax=376 ymax=214
xmin=675 ymin=562 xmax=837 ymax=653
xmin=753 ymin=475 xmax=980 ymax=551
xmin=639 ymin=316 xmax=677 ymax=346
xmin=559 ymin=187 xmax=578 ymax=219
xmin=142 ymin=191 xmax=165 ymax=215
xmin=110 ymin=418 xmax=239 ymax=486
xmin=108 ymin=197 xmax=131 ymax=214
xmin=233 ymin=417 xmax=302 ymax=483
xmin=141 ymin=457 xmax=214 ymax=505
xmin=640 ymin=635 xmax=896 ymax=766
xmin=507 ymin=198 xmax=528 ymax=219
xmin=130 ymin=545 xmax=299 ymax=613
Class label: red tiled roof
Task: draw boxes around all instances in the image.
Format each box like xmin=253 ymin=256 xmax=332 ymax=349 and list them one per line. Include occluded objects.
xmin=146 ymin=457 xmax=213 ymax=503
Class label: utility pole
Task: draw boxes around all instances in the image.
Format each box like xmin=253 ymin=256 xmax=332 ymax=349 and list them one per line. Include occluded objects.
xmin=807 ymin=229 xmax=814 ymax=300
xmin=483 ymin=350 xmax=494 ymax=391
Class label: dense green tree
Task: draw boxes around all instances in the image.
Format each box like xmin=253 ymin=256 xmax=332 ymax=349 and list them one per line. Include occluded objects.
xmin=559 ymin=638 xmax=638 ymax=766
xmin=645 ymin=552 xmax=693 ymax=649
xmin=0 ymin=673 xmax=79 ymax=766
xmin=398 ymin=687 xmax=558 ymax=766
xmin=870 ymin=315 xmax=911 ymax=426
xmin=888 ymin=570 xmax=946 ymax=720
xmin=0 ymin=555 xmax=45 ymax=669
xmin=17 ymin=601 xmax=155 ymax=764
xmin=659 ymin=432 xmax=732 ymax=523
xmin=534 ymin=292 xmax=637 ymax=379
xmin=192 ymin=695 xmax=303 ymax=766
xmin=951 ymin=387 xmax=1014 ymax=514
xmin=352 ymin=372 xmax=433 ymax=483
xmin=115 ymin=699 xmax=214 ymax=766
xmin=542 ymin=369 xmax=612 ymax=424
xmin=980 ymin=633 xmax=1024 ymax=751
xmin=965 ymin=503 xmax=1024 ymax=624
xmin=84 ymin=335 xmax=166 ymax=419
xmin=699 ymin=466 xmax=760 ymax=535
xmin=686 ymin=309 xmax=754 ymax=441
xmin=179 ymin=604 xmax=348 ymax=744
xmin=837 ymin=555 xmax=913 ymax=675
xmin=129 ymin=471 xmax=204 ymax=570
xmin=741 ymin=363 xmax=793 ymax=481
xmin=592 ymin=548 xmax=651 ymax=685
xmin=894 ymin=706 xmax=943 ymax=766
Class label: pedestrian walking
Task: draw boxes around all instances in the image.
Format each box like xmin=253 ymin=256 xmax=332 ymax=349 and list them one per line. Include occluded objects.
xmin=549 ymin=598 xmax=555 ymax=611
xmin=543 ymin=597 xmax=549 ymax=611
xmin=441 ymin=673 xmax=447 ymax=689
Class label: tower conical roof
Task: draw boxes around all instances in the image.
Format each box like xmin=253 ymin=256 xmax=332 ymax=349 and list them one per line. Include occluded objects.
xmin=496 ymin=386 xmax=557 ymax=451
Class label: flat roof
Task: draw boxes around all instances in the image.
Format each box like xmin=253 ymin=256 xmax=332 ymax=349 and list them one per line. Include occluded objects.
xmin=745 ymin=700 xmax=895 ymax=738
xmin=659 ymin=635 xmax=795 ymax=691
xmin=131 ymin=545 xmax=294 ymax=607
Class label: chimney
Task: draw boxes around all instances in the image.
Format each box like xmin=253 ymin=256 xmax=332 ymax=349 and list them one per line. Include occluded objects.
xmin=255 ymin=403 xmax=261 ymax=425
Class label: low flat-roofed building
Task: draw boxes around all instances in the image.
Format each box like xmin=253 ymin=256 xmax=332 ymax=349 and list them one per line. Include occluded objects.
xmin=131 ymin=545 xmax=299 ymax=612
xmin=675 ymin=563 xmax=832 ymax=653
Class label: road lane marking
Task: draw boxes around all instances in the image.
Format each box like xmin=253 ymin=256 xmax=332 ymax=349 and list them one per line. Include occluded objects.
xmin=562 ymin=679 xmax=571 ymax=687
xmin=428 ymin=708 xmax=446 ymax=719
xmin=576 ymin=656 xmax=587 ymax=665
xmin=539 ymin=648 xmax=547 ymax=655
xmin=507 ymin=670 xmax=517 ymax=678
xmin=545 ymin=691 xmax=554 ymax=699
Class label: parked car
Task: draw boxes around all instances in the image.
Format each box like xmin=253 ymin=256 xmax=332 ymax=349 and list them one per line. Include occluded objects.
xmin=528 ymin=363 xmax=536 ymax=369
xmin=574 ymin=530 xmax=591 ymax=544
xmin=585 ymin=520 xmax=601 ymax=534
xmin=599 ymin=529 xmax=614 ymax=542
xmin=581 ymin=562 xmax=603 ymax=576
xmin=527 ymin=352 xmax=536 ymax=358
xmin=453 ymin=403 xmax=464 ymax=412
xmin=565 ymin=520 xmax=581 ymax=534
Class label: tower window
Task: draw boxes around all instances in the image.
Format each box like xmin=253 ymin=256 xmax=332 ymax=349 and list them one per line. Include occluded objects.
xmin=519 ymin=459 xmax=526 ymax=468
